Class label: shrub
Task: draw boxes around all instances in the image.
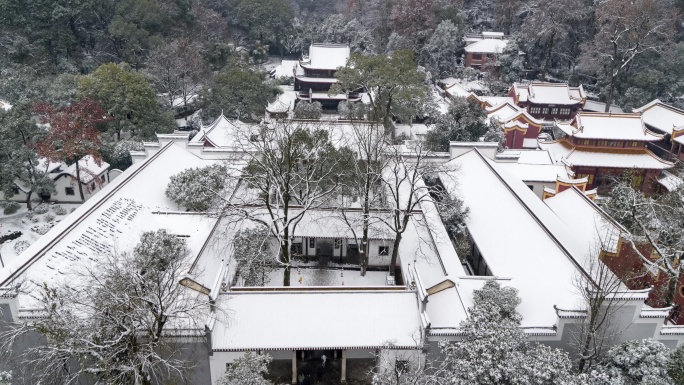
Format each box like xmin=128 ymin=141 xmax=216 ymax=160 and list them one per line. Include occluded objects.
xmin=165 ymin=164 xmax=227 ymax=211
xmin=33 ymin=203 xmax=49 ymax=214
xmin=45 ymin=213 xmax=55 ymax=222
xmin=3 ymin=202 xmax=20 ymax=215
xmin=293 ymin=101 xmax=322 ymax=119
xmin=13 ymin=240 xmax=30 ymax=255
xmin=53 ymin=205 xmax=67 ymax=215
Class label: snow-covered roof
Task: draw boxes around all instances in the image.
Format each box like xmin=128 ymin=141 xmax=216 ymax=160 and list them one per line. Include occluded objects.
xmin=513 ymin=82 xmax=585 ymax=105
xmin=444 ymin=83 xmax=472 ymax=99
xmin=395 ymin=123 xmax=429 ymax=140
xmin=522 ymin=138 xmax=539 ymax=149
xmin=61 ymin=155 xmax=110 ymax=184
xmin=495 ymin=162 xmax=569 ymax=183
xmin=439 ymin=150 xmax=591 ymax=327
xmin=272 ymin=59 xmax=302 ymax=78
xmin=0 ymin=100 xmax=11 ymax=111
xmin=557 ymin=112 xmax=663 ymax=141
xmin=0 ymin=141 xmax=231 ymax=309
xmin=266 ymin=86 xmax=297 ymax=114
xmin=301 ymin=44 xmax=350 ymax=71
xmin=545 ymin=187 xmax=624 ymax=255
xmin=583 ymin=100 xmax=624 ymax=114
xmin=487 ymin=102 xmax=522 ymax=122
xmin=211 ymin=291 xmax=422 ymax=350
xmin=191 ymin=114 xmax=256 ymax=148
xmin=540 ymin=140 xmax=673 ymax=170
xmin=518 ymin=150 xmax=554 ymax=165
xmin=634 ymin=99 xmax=684 ymax=135
xmin=464 ymin=39 xmax=508 ymax=54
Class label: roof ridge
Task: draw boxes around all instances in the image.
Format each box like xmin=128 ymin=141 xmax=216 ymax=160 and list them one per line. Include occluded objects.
xmin=470 ymin=149 xmax=598 ymax=287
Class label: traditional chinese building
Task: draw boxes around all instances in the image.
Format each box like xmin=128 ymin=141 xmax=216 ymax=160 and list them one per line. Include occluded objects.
xmin=509 ymin=82 xmax=586 ymax=120
xmin=539 ymin=112 xmax=673 ymax=194
xmin=294 ymin=43 xmax=361 ymax=110
xmin=463 ymin=32 xmax=508 ymax=71
xmin=634 ymin=99 xmax=684 ymax=162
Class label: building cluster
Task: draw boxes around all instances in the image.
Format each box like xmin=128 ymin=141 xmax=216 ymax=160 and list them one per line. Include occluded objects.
xmin=2 ymin=43 xmax=684 ymax=385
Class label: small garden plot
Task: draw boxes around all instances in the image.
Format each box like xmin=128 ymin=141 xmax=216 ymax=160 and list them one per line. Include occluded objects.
xmin=0 ymin=202 xmax=81 ymax=268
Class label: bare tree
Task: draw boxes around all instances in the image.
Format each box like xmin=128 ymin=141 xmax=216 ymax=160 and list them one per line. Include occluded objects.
xmin=380 ymin=140 xmax=450 ymax=278
xmin=580 ymin=0 xmax=677 ymax=111
xmin=0 ymin=230 xmax=210 ymax=385
xmin=600 ymin=169 xmax=684 ymax=309
xmin=520 ymin=0 xmax=589 ymax=80
xmin=337 ymin=120 xmax=391 ymax=276
xmin=225 ymin=120 xmax=354 ymax=286
xmin=572 ymin=247 xmax=632 ymax=373
xmin=147 ymin=38 xmax=209 ymax=110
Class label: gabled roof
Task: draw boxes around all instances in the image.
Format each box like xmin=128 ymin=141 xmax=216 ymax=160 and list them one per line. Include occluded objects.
xmin=583 ymin=100 xmax=624 ymax=114
xmin=0 ymin=141 xmax=230 ymax=309
xmin=557 ymin=112 xmax=663 ymax=141
xmin=464 ymin=39 xmax=508 ymax=54
xmin=539 ymin=139 xmax=674 ymax=170
xmin=513 ymin=82 xmax=586 ymax=105
xmin=486 ymin=101 xmax=543 ymax=126
xmin=266 ymin=86 xmax=297 ymax=114
xmin=634 ymin=99 xmax=684 ymax=135
xmin=192 ymin=114 xmax=255 ymax=148
xmin=60 ymin=155 xmax=110 ymax=184
xmin=439 ymin=150 xmax=595 ymax=326
xmin=212 ymin=291 xmax=422 ymax=351
xmin=545 ymin=186 xmax=624 ymax=255
xmin=300 ymin=43 xmax=350 ymax=71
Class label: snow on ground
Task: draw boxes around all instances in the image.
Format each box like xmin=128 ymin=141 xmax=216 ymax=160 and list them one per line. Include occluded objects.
xmin=264 ymin=267 xmax=389 ymax=287
xmin=0 ymin=203 xmax=81 ymax=269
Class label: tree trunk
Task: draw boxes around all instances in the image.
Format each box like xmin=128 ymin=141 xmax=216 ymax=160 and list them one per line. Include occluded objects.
xmin=540 ymin=33 xmax=555 ymax=81
xmin=388 ymin=232 xmax=402 ymax=277
xmin=25 ymin=190 xmax=33 ymax=211
xmin=280 ymin=239 xmax=291 ymax=287
xmin=605 ymin=75 xmax=617 ymax=113
xmin=75 ymin=161 xmax=85 ymax=202
xmin=360 ymin=175 xmax=371 ymax=276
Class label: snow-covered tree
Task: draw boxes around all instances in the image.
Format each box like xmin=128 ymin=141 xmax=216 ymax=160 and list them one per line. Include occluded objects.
xmin=668 ymin=343 xmax=684 ymax=385
xmin=441 ymin=280 xmax=576 ymax=384
xmin=580 ymin=0 xmax=677 ymax=111
xmin=0 ymin=371 xmax=10 ymax=385
xmin=166 ymin=164 xmax=228 ymax=211
xmin=600 ymin=168 xmax=684 ymax=308
xmin=227 ymin=120 xmax=355 ymax=285
xmin=34 ymin=98 xmax=110 ymax=202
xmin=588 ymin=339 xmax=672 ymax=385
xmin=0 ymin=101 xmax=55 ymax=210
xmin=233 ymin=226 xmax=276 ymax=286
xmin=421 ymin=20 xmax=462 ymax=78
xmin=0 ymin=229 xmax=209 ymax=385
xmin=217 ymin=352 xmax=272 ymax=385
xmin=293 ymin=101 xmax=322 ymax=120
xmin=424 ymin=98 xmax=489 ymax=152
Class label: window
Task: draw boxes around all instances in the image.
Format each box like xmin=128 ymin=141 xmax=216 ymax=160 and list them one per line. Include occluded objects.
xmin=472 ymin=53 xmax=482 ymax=60
xmin=597 ymin=140 xmax=608 ymax=147
xmin=550 ymin=107 xmax=558 ymax=115
xmin=309 ymin=238 xmax=315 ymax=248
xmin=559 ymin=108 xmax=571 ymax=115
xmin=91 ymin=182 xmax=96 ymax=190
xmin=334 ymin=238 xmax=342 ymax=249
xmin=379 ymin=246 xmax=389 ymax=256
xmin=65 ymin=187 xmax=75 ymax=196
xmin=530 ymin=107 xmax=541 ymax=115
xmin=11 ymin=186 xmax=19 ymax=195
xmin=292 ymin=242 xmax=303 ymax=255
xmin=541 ymin=108 xmax=549 ymax=115
xmin=100 ymin=175 xmax=106 ymax=183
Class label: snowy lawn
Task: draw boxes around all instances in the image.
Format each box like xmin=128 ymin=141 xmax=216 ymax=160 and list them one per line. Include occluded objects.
xmin=265 ymin=267 xmax=390 ymax=287
xmin=0 ymin=202 xmax=81 ymax=269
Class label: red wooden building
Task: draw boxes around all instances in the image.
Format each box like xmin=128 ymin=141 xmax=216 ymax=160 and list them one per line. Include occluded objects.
xmin=539 ymin=112 xmax=673 ymax=194
xmin=294 ymin=43 xmax=361 ymax=110
xmin=509 ymin=82 xmax=586 ymax=120
xmin=463 ymin=32 xmax=508 ymax=72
